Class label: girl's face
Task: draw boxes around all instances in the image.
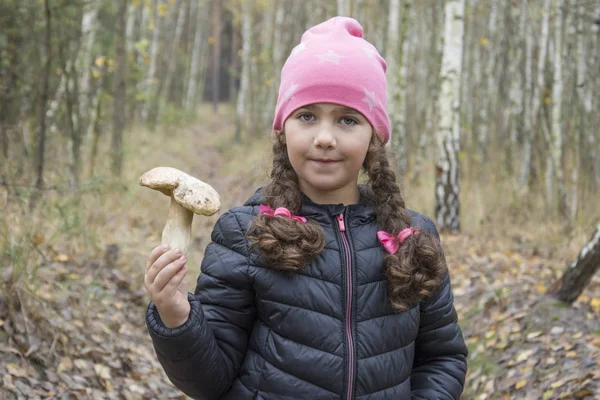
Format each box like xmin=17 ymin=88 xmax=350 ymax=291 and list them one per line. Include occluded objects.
xmin=283 ymin=102 xmax=373 ymax=205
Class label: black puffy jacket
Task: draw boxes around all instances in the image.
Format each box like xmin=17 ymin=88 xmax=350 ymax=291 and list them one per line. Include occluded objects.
xmin=146 ymin=186 xmax=468 ymax=399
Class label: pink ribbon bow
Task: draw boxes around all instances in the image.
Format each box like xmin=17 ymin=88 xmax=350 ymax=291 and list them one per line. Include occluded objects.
xmin=259 ymin=204 xmax=307 ymax=223
xmin=377 ymin=227 xmax=419 ymax=254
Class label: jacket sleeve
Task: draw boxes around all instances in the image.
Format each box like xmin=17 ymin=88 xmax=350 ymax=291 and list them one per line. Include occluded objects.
xmin=146 ymin=210 xmax=256 ymax=400
xmin=410 ymin=216 xmax=468 ymax=400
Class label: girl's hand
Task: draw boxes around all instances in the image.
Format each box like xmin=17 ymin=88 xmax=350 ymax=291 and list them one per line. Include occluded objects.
xmin=144 ymin=244 xmax=191 ymax=328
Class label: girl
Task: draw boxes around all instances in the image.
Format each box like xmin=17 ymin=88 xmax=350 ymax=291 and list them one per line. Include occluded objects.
xmin=144 ymin=16 xmax=467 ymax=400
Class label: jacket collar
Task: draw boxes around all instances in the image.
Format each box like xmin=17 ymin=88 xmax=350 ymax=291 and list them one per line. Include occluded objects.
xmin=243 ymin=184 xmax=377 ymax=223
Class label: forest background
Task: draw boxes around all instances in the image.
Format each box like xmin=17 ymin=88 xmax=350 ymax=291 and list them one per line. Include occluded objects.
xmin=1 ymin=0 xmax=599 ymax=398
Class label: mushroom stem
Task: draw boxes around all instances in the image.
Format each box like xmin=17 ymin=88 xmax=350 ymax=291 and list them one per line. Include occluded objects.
xmin=162 ymin=193 xmax=194 ymax=255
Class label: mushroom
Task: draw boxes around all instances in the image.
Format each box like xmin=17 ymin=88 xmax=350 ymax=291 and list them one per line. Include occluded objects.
xmin=139 ymin=167 xmax=220 ymax=256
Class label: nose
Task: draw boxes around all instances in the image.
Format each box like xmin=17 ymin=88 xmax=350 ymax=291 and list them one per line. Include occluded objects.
xmin=313 ymin=124 xmax=336 ymax=149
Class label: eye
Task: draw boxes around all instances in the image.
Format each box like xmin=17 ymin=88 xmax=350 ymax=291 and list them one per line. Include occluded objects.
xmin=297 ymin=112 xmax=315 ymax=122
xmin=340 ymin=117 xmax=358 ymax=126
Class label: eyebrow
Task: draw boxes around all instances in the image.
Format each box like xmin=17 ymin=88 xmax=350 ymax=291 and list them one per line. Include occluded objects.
xmin=301 ymin=105 xmax=362 ymax=115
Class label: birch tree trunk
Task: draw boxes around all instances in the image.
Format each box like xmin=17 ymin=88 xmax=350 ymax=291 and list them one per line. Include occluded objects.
xmin=584 ymin=0 xmax=600 ymax=189
xmin=337 ymin=0 xmax=348 ymax=16
xmin=264 ymin=0 xmax=286 ymax=133
xmin=185 ymin=0 xmax=208 ymax=112
xmin=148 ymin=0 xmax=186 ymax=125
xmin=414 ymin=2 xmax=443 ymax=184
xmin=477 ymin=0 xmax=498 ymax=161
xmin=550 ymin=0 xmax=568 ymax=218
xmin=162 ymin=0 xmax=186 ymax=105
xmin=520 ymin=0 xmax=551 ymax=189
xmin=142 ymin=0 xmax=164 ymax=121
xmin=235 ymin=0 xmax=251 ymax=140
xmin=260 ymin=3 xmax=276 ymax=129
xmin=396 ymin=2 xmax=412 ymax=176
xmin=385 ymin=0 xmax=400 ymax=146
xmin=111 ymin=0 xmax=128 ymax=177
xmin=435 ymin=0 xmax=465 ymax=233
xmin=553 ymin=223 xmax=600 ymax=304
xmin=211 ymin=0 xmax=222 ymax=112
xmin=78 ymin=1 xmax=100 ymax=136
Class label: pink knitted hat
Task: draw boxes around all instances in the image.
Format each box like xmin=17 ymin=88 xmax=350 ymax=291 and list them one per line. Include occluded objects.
xmin=273 ymin=17 xmax=391 ymax=144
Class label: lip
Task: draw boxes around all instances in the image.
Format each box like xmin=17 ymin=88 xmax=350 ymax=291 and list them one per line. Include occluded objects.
xmin=311 ymin=158 xmax=340 ymax=163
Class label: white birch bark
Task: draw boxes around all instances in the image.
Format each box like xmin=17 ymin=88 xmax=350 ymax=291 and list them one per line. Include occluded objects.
xmin=477 ymin=0 xmax=498 ymax=159
xmin=509 ymin=0 xmax=528 ymax=149
xmin=587 ymin=0 xmax=600 ymax=187
xmin=520 ymin=0 xmax=551 ymax=188
xmin=553 ymin=223 xmax=600 ymax=303
xmin=396 ymin=2 xmax=412 ymax=175
xmin=163 ymin=0 xmax=186 ymax=102
xmin=571 ymin=0 xmax=586 ymax=220
xmin=264 ymin=0 xmax=285 ymax=130
xmin=550 ymin=0 xmax=567 ymax=217
xmin=385 ymin=0 xmax=400 ymax=143
xmin=142 ymin=0 xmax=164 ymax=120
xmin=185 ymin=0 xmax=208 ymax=112
xmin=414 ymin=3 xmax=443 ymax=183
xmin=260 ymin=2 xmax=276 ymax=129
xmin=435 ymin=0 xmax=465 ymax=232
xmin=337 ymin=0 xmax=348 ymax=16
xmin=79 ymin=2 xmax=100 ymax=122
xmin=235 ymin=0 xmax=251 ymax=139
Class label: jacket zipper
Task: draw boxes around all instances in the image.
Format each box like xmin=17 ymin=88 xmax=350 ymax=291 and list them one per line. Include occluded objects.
xmin=336 ymin=212 xmax=355 ymax=400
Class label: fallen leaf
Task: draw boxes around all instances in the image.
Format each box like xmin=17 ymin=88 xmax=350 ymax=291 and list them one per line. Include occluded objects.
xmin=6 ymin=363 xmax=27 ymax=377
xmin=57 ymin=357 xmax=73 ymax=373
xmin=551 ymin=380 xmax=564 ymax=389
xmin=54 ymin=254 xmax=69 ymax=262
xmin=515 ymin=379 xmax=527 ymax=389
xmin=515 ymin=349 xmax=534 ymax=364
xmin=527 ymin=331 xmax=542 ymax=339
xmin=94 ymin=364 xmax=111 ymax=380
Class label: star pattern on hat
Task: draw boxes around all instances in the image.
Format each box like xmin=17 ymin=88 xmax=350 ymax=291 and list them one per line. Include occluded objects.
xmin=316 ymin=50 xmax=344 ymax=65
xmin=362 ymin=87 xmax=379 ymax=111
xmin=291 ymin=42 xmax=307 ymax=57
xmin=361 ymin=47 xmax=378 ymax=60
xmin=283 ymin=83 xmax=298 ymax=103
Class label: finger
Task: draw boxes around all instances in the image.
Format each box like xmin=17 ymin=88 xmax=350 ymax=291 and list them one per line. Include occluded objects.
xmin=146 ymin=244 xmax=170 ymax=273
xmin=147 ymin=248 xmax=183 ymax=285
xmin=153 ymin=255 xmax=186 ymax=292
xmin=159 ymin=263 xmax=188 ymax=296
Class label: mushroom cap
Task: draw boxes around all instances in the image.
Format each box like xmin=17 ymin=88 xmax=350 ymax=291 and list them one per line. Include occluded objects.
xmin=139 ymin=167 xmax=220 ymax=216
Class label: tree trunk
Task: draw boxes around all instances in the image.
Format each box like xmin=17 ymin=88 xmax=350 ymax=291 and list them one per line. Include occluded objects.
xmin=395 ymin=2 xmax=411 ymax=177
xmin=235 ymin=0 xmax=251 ymax=141
xmin=211 ymin=0 xmax=222 ymax=113
xmin=148 ymin=0 xmax=186 ymax=126
xmin=88 ymin=61 xmax=109 ymax=178
xmin=264 ymin=0 xmax=286 ymax=135
xmin=550 ymin=0 xmax=568 ymax=218
xmin=477 ymin=0 xmax=498 ymax=161
xmin=553 ymin=223 xmax=600 ymax=304
xmin=142 ymin=0 xmax=164 ymax=122
xmin=413 ymin=2 xmax=443 ymax=184
xmin=30 ymin=0 xmax=52 ymax=210
xmin=79 ymin=1 xmax=100 ymax=136
xmin=385 ymin=0 xmax=400 ymax=145
xmin=111 ymin=0 xmax=128 ymax=177
xmin=520 ymin=0 xmax=551 ymax=189
xmin=185 ymin=0 xmax=208 ymax=112
xmin=435 ymin=0 xmax=465 ymax=233
xmin=337 ymin=0 xmax=348 ymax=16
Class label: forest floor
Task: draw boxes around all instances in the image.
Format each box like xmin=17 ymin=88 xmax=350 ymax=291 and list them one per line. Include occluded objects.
xmin=1 ymin=111 xmax=599 ymax=400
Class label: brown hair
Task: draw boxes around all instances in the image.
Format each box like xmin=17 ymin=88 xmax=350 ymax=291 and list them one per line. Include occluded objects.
xmin=247 ymin=132 xmax=447 ymax=311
